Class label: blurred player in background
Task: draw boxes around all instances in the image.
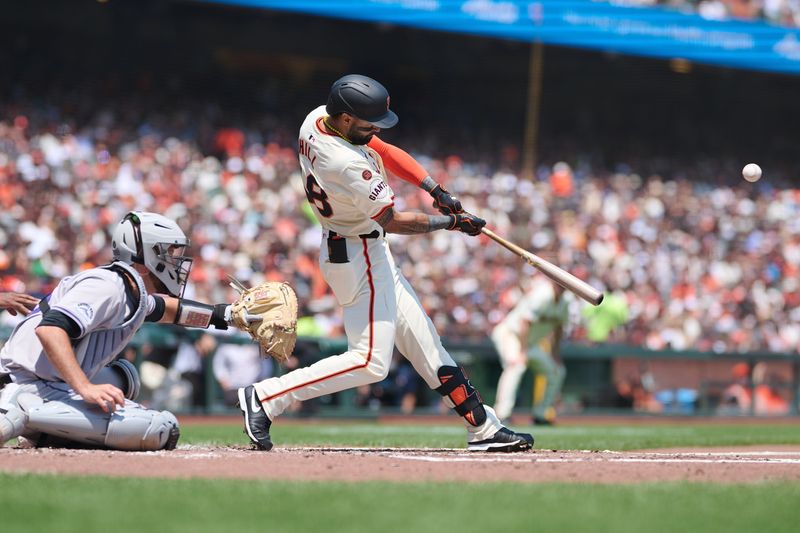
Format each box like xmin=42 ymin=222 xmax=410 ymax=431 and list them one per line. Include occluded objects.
xmin=0 ymin=212 xmax=234 ymax=450
xmin=0 ymin=292 xmax=39 ymax=316
xmin=492 ymin=278 xmax=572 ymax=425
xmin=238 ymin=74 xmax=533 ymax=452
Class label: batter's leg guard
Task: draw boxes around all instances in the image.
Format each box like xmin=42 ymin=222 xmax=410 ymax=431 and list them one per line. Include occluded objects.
xmin=93 ymin=359 xmax=141 ymax=401
xmin=434 ymin=366 xmax=486 ymax=427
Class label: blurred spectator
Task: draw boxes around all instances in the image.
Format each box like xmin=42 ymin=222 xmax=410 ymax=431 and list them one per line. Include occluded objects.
xmin=581 ymin=291 xmax=629 ymax=343
xmin=212 ymin=331 xmax=273 ymax=407
xmin=752 ymin=362 xmax=791 ymax=415
xmin=588 ymin=372 xmax=663 ymax=412
xmin=720 ymin=361 xmax=790 ymax=414
xmin=2 ymin=80 xmax=800 ymax=360
xmin=152 ymin=333 xmax=216 ymax=412
xmin=138 ymin=344 xmax=176 ymax=408
xmin=719 ymin=362 xmax=753 ymax=413
xmin=549 ymin=161 xmax=574 ymax=199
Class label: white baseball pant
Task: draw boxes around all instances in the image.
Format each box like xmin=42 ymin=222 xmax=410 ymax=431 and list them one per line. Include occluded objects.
xmin=490 ymin=324 xmax=527 ymax=421
xmin=252 ymin=233 xmax=503 ymax=441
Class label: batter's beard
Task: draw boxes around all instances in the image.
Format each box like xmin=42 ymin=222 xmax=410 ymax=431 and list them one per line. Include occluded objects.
xmin=348 ymin=132 xmax=374 ymax=145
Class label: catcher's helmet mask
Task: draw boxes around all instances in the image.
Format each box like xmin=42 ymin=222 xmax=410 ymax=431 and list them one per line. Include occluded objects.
xmin=326 ymin=74 xmax=398 ymax=129
xmin=111 ymin=212 xmax=193 ymax=298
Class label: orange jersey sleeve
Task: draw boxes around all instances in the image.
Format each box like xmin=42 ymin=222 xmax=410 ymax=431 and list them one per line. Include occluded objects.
xmin=367 ymin=136 xmax=428 ymax=186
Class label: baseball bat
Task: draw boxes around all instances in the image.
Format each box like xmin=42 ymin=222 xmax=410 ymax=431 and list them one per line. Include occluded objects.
xmin=481 ymin=227 xmax=604 ymax=306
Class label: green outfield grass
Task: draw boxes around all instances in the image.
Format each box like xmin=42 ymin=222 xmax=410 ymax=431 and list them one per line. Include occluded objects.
xmin=5 ymin=421 xmax=800 ymax=532
xmin=2 ymin=473 xmax=799 ymax=533
xmin=181 ymin=420 xmax=800 ymax=451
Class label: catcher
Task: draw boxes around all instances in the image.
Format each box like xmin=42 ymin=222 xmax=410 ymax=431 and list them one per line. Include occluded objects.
xmin=0 ymin=211 xmax=276 ymax=451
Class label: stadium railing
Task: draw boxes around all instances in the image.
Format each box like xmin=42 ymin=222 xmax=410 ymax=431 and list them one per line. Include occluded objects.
xmin=2 ymin=324 xmax=797 ymax=416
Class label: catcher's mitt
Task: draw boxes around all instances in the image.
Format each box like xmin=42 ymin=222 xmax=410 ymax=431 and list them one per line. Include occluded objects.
xmin=229 ymin=280 xmax=298 ymax=362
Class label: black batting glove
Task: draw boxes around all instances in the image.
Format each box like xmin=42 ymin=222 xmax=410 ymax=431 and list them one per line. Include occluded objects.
xmin=447 ymin=213 xmax=486 ymax=236
xmin=430 ymin=184 xmax=463 ymax=215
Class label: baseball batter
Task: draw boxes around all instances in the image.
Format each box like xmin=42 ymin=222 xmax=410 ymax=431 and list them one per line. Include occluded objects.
xmin=0 ymin=212 xmax=235 ymax=450
xmin=492 ymin=277 xmax=572 ymax=424
xmin=239 ymin=74 xmax=533 ymax=452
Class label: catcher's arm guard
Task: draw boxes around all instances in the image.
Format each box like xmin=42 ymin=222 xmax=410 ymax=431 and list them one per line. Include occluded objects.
xmin=172 ymin=298 xmax=230 ymax=330
xmin=228 ymin=279 xmax=298 ymax=363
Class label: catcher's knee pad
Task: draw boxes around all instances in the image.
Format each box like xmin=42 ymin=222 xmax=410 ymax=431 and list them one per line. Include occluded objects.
xmin=434 ymin=366 xmax=486 ymax=427
xmin=27 ymin=400 xmax=179 ymax=451
xmin=105 ymin=409 xmax=180 ymax=451
xmin=27 ymin=399 xmax=109 ymax=448
xmin=93 ymin=359 xmax=141 ymax=401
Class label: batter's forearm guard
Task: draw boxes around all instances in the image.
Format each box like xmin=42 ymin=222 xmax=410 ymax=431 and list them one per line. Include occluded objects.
xmin=435 ymin=365 xmax=487 ymax=427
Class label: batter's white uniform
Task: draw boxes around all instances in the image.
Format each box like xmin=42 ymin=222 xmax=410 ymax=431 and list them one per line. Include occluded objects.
xmin=0 ymin=262 xmax=178 ymax=450
xmin=491 ymin=278 xmax=571 ymax=421
xmin=252 ymin=106 xmax=503 ymax=441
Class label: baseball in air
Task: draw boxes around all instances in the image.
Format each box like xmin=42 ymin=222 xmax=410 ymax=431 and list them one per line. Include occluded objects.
xmin=742 ymin=163 xmax=762 ymax=183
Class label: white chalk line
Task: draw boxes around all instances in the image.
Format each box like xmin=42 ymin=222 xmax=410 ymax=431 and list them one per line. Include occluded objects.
xmin=633 ymin=451 xmax=800 ymax=457
xmin=385 ymin=453 xmax=800 ymax=465
xmin=610 ymin=458 xmax=800 ymax=465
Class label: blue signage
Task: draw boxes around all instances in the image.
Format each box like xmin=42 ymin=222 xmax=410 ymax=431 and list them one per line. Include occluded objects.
xmin=204 ymin=0 xmax=800 ymax=75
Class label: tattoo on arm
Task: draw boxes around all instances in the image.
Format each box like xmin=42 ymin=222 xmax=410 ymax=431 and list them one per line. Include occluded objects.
xmin=376 ymin=207 xmax=454 ymax=234
xmin=374 ymin=208 xmax=394 ymax=227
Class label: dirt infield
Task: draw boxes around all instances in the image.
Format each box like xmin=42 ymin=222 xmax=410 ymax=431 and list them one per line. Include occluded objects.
xmin=3 ymin=445 xmax=800 ymax=484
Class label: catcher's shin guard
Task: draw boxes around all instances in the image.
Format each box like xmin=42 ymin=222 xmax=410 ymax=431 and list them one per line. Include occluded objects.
xmin=435 ymin=366 xmax=487 ymax=427
xmin=26 ymin=401 xmax=180 ymax=451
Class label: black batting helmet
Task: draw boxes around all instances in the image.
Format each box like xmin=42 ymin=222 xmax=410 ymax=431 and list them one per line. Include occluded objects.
xmin=326 ymin=74 xmax=398 ymax=129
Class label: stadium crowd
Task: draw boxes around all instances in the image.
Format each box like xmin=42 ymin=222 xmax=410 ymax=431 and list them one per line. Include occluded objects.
xmin=1 ymin=92 xmax=799 ymax=357
xmin=620 ymin=0 xmax=800 ymax=27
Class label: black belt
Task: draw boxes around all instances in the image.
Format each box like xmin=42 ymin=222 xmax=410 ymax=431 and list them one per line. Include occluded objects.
xmin=328 ymin=229 xmax=384 ymax=239
xmin=327 ymin=229 xmax=384 ymax=264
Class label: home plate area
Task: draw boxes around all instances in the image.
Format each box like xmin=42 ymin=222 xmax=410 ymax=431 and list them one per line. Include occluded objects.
xmin=2 ymin=446 xmax=800 ymax=484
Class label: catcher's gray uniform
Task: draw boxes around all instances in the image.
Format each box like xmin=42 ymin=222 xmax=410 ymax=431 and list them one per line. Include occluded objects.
xmin=0 ymin=262 xmax=179 ymax=450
